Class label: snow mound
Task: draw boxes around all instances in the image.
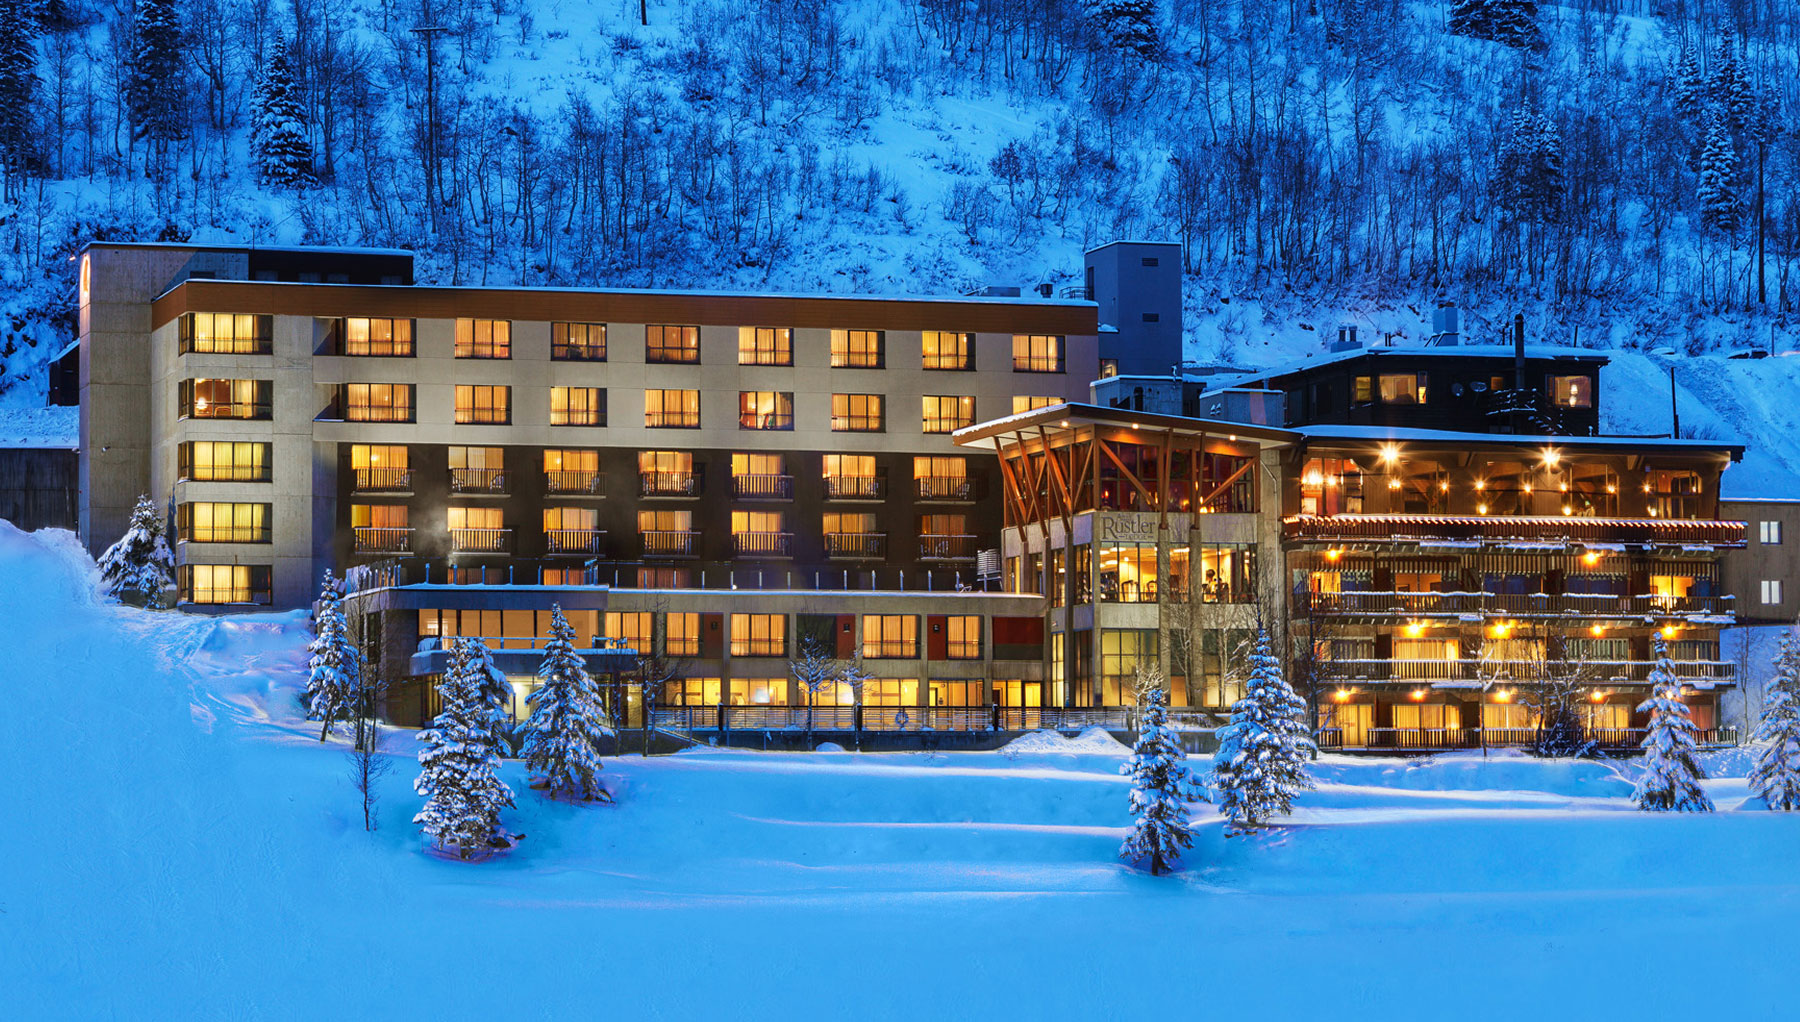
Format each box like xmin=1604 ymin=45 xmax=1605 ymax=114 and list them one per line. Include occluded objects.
xmin=1309 ymin=751 xmax=1635 ymax=798
xmin=1002 ymin=726 xmax=1129 ymax=755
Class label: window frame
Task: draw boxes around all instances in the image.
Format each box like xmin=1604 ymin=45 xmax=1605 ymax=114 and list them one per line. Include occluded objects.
xmin=830 ymin=329 xmax=886 ymax=369
xmin=831 ymin=393 xmax=884 ymax=432
xmin=738 ymin=327 xmax=794 ymax=367
xmin=454 ymin=384 xmax=512 ymax=425
xmin=552 ymin=322 xmax=608 ymax=362
xmin=921 ymin=331 xmax=973 ymax=371
xmin=647 ymin=324 xmax=701 ymax=364
xmin=550 ymin=386 xmax=607 ymax=427
xmin=454 ymin=319 xmax=512 ymax=359
xmin=1011 ymin=334 xmax=1065 ymax=373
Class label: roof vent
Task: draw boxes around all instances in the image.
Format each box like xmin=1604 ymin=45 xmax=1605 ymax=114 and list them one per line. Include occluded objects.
xmin=1428 ymin=302 xmax=1461 ymax=346
xmin=1330 ymin=324 xmax=1361 ymax=352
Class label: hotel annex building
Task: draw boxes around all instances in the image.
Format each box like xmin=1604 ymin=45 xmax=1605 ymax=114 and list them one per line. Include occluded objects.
xmin=77 ymin=242 xmax=1750 ymax=749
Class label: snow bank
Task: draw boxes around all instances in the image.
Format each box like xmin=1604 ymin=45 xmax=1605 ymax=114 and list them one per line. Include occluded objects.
xmin=1001 ymin=725 xmax=1130 ymax=755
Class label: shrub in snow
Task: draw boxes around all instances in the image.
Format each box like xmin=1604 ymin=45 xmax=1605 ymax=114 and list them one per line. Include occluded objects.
xmin=1212 ymin=630 xmax=1315 ymax=834
xmin=520 ymin=606 xmax=615 ymax=802
xmin=1120 ymin=688 xmax=1203 ymax=875
xmin=97 ymin=494 xmax=172 ymax=608
xmin=1749 ymin=630 xmax=1800 ymax=811
xmin=415 ymin=638 xmax=516 ymax=859
xmin=304 ymin=570 xmax=361 ymax=740
xmin=1632 ymin=638 xmax=1714 ymax=813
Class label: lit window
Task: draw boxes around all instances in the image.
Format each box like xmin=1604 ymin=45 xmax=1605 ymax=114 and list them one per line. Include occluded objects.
xmin=343 ymin=383 xmax=413 ymax=422
xmin=177 ymin=502 xmax=271 ymax=543
xmin=351 ymin=504 xmax=410 ymax=552
xmin=1100 ymin=629 xmax=1158 ymax=706
xmin=918 ymin=514 xmax=970 ymax=559
xmin=830 ymin=329 xmax=884 ymax=368
xmin=1761 ymin=520 xmax=1783 ymax=545
xmin=605 ymin=612 xmax=654 ymax=654
xmin=180 ymin=441 xmax=271 ymax=482
xmin=738 ymin=391 xmax=794 ymax=430
xmin=1378 ymin=373 xmax=1426 ymax=404
xmin=342 ymin=318 xmax=412 ymax=356
xmin=647 ymin=324 xmax=700 ymax=364
xmin=349 ymin=445 xmax=410 ymax=491
xmin=1012 ymin=334 xmax=1063 ymax=373
xmin=552 ymin=322 xmax=606 ymax=361
xmin=831 ymin=393 xmax=883 ymax=432
xmin=544 ymin=449 xmax=602 ymax=494
xmin=730 ymin=613 xmax=787 ymax=657
xmin=543 ymin=507 xmax=600 ymax=555
xmin=732 ymin=453 xmax=789 ymax=498
xmin=550 ymin=387 xmax=606 ymax=426
xmin=181 ymin=378 xmax=270 ymax=419
xmin=1012 ymin=395 xmax=1059 ymax=414
xmin=454 ymin=319 xmax=511 ymax=358
xmin=449 ymin=446 xmax=505 ymax=492
xmin=639 ymin=509 xmax=696 ymax=555
xmin=730 ymin=510 xmax=789 ymax=556
xmin=823 ymin=454 xmax=880 ymax=499
xmin=638 ymin=451 xmax=695 ymax=496
xmin=862 ymin=615 xmax=918 ymax=659
xmin=944 ymin=616 xmax=982 ymax=660
xmin=665 ymin=613 xmax=701 ymax=656
xmin=181 ymin=313 xmax=271 ymax=354
xmin=1550 ymin=375 xmax=1592 ymax=408
xmin=921 ymin=395 xmax=976 ymax=433
xmin=914 ymin=456 xmax=969 ymax=500
xmin=645 ymin=389 xmax=700 ymax=428
xmin=739 ymin=327 xmax=793 ymax=366
xmin=447 ymin=506 xmax=506 ymax=552
xmin=1764 ymin=580 xmax=1786 ymax=605
xmin=921 ymin=331 xmax=972 ymax=370
xmin=180 ymin=564 xmax=270 ymax=605
xmin=454 ymin=385 xmax=510 ymax=424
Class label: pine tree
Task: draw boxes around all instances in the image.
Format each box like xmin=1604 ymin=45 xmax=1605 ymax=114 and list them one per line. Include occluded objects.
xmin=1086 ymin=0 xmax=1160 ymax=60
xmin=0 ymin=0 xmax=39 ymax=197
xmin=304 ymin=570 xmax=360 ymax=740
xmin=1749 ymin=630 xmax=1800 ymax=811
xmin=126 ymin=0 xmax=184 ymax=152
xmin=1672 ymin=45 xmax=1704 ymax=121
xmin=520 ymin=605 xmax=615 ymax=802
xmin=1212 ymin=630 xmax=1316 ymax=833
xmin=415 ymin=637 xmax=516 ymax=858
xmin=1697 ymin=108 xmax=1740 ymax=235
xmin=1448 ymin=0 xmax=1540 ymax=51
xmin=1632 ymin=638 xmax=1714 ymax=812
xmin=1119 ymin=688 xmax=1203 ymax=875
xmin=463 ymin=637 xmax=516 ymax=756
xmin=1495 ymin=110 xmax=1564 ymax=225
xmin=97 ymin=494 xmax=173 ymax=608
xmin=251 ymin=38 xmax=315 ymax=187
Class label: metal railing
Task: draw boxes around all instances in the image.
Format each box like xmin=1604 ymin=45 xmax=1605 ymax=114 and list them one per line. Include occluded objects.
xmin=545 ymin=529 xmax=605 ymax=556
xmin=1296 ymin=590 xmax=1736 ymax=620
xmin=450 ymin=527 xmax=511 ymax=553
xmin=825 ymin=475 xmax=884 ymax=500
xmin=354 ymin=467 xmax=413 ymax=492
xmin=919 ymin=534 xmax=976 ymax=560
xmin=915 ymin=476 xmax=973 ymax=500
xmin=824 ymin=532 xmax=886 ymax=559
xmin=545 ymin=470 xmax=605 ymax=495
xmin=733 ymin=532 xmax=793 ymax=558
xmin=1322 ymin=658 xmax=1738 ymax=684
xmin=640 ymin=471 xmax=698 ymax=497
xmin=450 ymin=468 xmax=506 ymax=493
xmin=1342 ymin=726 xmax=1741 ymax=751
xmin=353 ymin=527 xmax=413 ymax=553
xmin=732 ymin=474 xmax=794 ymax=499
xmin=642 ymin=530 xmax=700 ymax=557
xmin=1283 ymin=514 xmax=1746 ymax=547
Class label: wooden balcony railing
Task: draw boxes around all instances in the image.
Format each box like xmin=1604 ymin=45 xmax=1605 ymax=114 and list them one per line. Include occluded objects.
xmin=450 ymin=468 xmax=507 ymax=493
xmin=545 ymin=470 xmax=606 ymax=495
xmin=353 ymin=526 xmax=413 ymax=553
xmin=545 ymin=529 xmax=605 ymax=556
xmin=1321 ymin=658 xmax=1738 ymax=684
xmin=1284 ymin=514 xmax=1746 ymax=547
xmin=824 ymin=532 xmax=886 ymax=559
xmin=1296 ymin=590 xmax=1736 ymax=620
xmin=643 ymin=530 xmax=699 ymax=557
xmin=450 ymin=527 xmax=511 ymax=553
xmin=354 ymin=467 xmax=413 ymax=492
xmin=1346 ymin=726 xmax=1740 ymax=751
xmin=919 ymin=533 xmax=976 ymax=560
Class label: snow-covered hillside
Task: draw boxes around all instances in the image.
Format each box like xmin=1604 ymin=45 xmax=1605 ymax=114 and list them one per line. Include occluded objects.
xmin=7 ymin=520 xmax=1800 ymax=1019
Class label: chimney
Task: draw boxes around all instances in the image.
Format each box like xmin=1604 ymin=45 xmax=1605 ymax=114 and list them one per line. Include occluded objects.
xmin=1513 ymin=313 xmax=1526 ymax=389
xmin=1430 ymin=302 xmax=1460 ymax=346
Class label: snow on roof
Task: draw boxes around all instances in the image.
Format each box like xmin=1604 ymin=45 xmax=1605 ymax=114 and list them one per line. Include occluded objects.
xmin=0 ymin=407 xmax=78 ymax=450
xmin=1292 ymin=423 xmax=1742 ymax=453
xmin=1202 ymin=343 xmax=1610 ymax=392
xmin=81 ymin=240 xmax=414 ymax=257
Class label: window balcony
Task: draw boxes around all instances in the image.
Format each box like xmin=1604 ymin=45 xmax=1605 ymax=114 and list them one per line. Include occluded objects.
xmin=733 ymin=532 xmax=794 ymax=558
xmin=824 ymin=532 xmax=886 ymax=560
xmin=919 ymin=534 xmax=976 ymax=560
xmin=643 ymin=530 xmax=700 ymax=557
xmin=545 ymin=470 xmax=606 ymax=496
xmin=1295 ymin=590 xmax=1736 ymax=621
xmin=450 ymin=527 xmax=511 ymax=553
xmin=354 ymin=527 xmax=413 ymax=553
xmin=640 ymin=471 xmax=699 ymax=498
xmin=545 ymin=529 xmax=606 ymax=556
xmin=916 ymin=476 xmax=973 ymax=501
xmin=354 ymin=468 xmax=414 ymax=493
xmin=824 ymin=475 xmax=884 ymax=500
xmin=450 ymin=468 xmax=507 ymax=494
xmin=732 ymin=474 xmax=793 ymax=500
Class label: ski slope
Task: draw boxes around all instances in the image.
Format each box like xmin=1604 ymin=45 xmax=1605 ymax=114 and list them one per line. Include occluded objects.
xmin=4 ymin=521 xmax=1799 ymax=1020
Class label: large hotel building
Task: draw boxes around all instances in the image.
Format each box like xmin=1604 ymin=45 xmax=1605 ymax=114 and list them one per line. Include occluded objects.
xmin=76 ymin=242 xmax=1752 ymax=749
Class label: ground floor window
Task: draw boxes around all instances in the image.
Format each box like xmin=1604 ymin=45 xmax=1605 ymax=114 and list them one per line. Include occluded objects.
xmin=1392 ymin=702 xmax=1460 ymax=730
xmin=992 ymin=680 xmax=1042 ymax=708
xmin=1100 ymin=629 xmax=1158 ymax=705
xmin=930 ymin=681 xmax=982 ymax=707
xmin=1321 ymin=701 xmax=1373 ymax=746
xmin=667 ymin=677 xmax=792 ymax=706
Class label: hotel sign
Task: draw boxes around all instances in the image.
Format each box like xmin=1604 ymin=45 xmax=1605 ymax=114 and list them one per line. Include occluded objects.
xmin=1097 ymin=514 xmax=1159 ymax=542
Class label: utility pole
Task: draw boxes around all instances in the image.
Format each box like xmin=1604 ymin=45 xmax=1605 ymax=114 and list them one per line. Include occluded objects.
xmin=1669 ymin=366 xmax=1680 ymax=438
xmin=410 ymin=20 xmax=448 ymax=233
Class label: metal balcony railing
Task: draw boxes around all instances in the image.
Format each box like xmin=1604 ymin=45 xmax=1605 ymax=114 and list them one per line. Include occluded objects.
xmin=915 ymin=476 xmax=973 ymax=501
xmin=824 ymin=474 xmax=883 ymax=500
xmin=732 ymin=474 xmax=794 ymax=499
xmin=640 ymin=471 xmax=698 ymax=497
xmin=545 ymin=470 xmax=606 ymax=495
xmin=733 ymin=532 xmax=794 ymax=558
xmin=824 ymin=532 xmax=886 ymax=559
xmin=643 ymin=530 xmax=700 ymax=557
xmin=354 ymin=467 xmax=414 ymax=492
xmin=919 ymin=534 xmax=976 ymax=560
xmin=545 ymin=529 xmax=605 ymax=556
xmin=450 ymin=468 xmax=507 ymax=493
xmin=450 ymin=527 xmax=511 ymax=553
xmin=354 ymin=527 xmax=413 ymax=553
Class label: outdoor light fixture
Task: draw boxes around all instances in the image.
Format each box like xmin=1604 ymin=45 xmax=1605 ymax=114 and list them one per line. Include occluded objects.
xmin=1405 ymin=620 xmax=1424 ymax=638
xmin=1661 ymin=624 xmax=1678 ymax=639
xmin=1562 ymin=506 xmax=1573 ymax=516
xmin=1582 ymin=550 xmax=1602 ymax=566
xmin=1409 ymin=689 xmax=1427 ymax=702
xmin=1304 ymin=470 xmax=1324 ymax=486
xmin=1380 ymin=443 xmax=1401 ymax=464
xmin=1325 ymin=548 xmax=1342 ymax=562
xmin=1477 ymin=503 xmax=1489 ymax=515
xmin=1542 ymin=447 xmax=1561 ymax=467
xmin=1589 ymin=624 xmax=1605 ymax=637
xmin=1474 ymin=479 xmax=1486 ymax=491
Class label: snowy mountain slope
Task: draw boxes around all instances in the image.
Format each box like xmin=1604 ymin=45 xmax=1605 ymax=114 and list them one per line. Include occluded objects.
xmin=7 ymin=521 xmax=1800 ymax=1018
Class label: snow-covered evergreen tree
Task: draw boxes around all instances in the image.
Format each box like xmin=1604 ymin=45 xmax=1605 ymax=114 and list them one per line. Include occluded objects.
xmin=463 ymin=637 xmax=516 ymax=756
xmin=1212 ymin=630 xmax=1316 ymax=834
xmin=125 ymin=0 xmax=183 ymax=150
xmin=1697 ymin=108 xmax=1740 ymax=235
xmin=1748 ymin=630 xmax=1800 ymax=811
xmin=1632 ymin=638 xmax=1714 ymax=813
xmin=520 ymin=605 xmax=615 ymax=802
xmin=1449 ymin=0 xmax=1540 ymax=51
xmin=1119 ymin=688 xmax=1202 ymax=875
xmin=304 ymin=570 xmax=360 ymax=740
xmin=1672 ymin=45 xmax=1703 ymax=121
xmin=1495 ymin=110 xmax=1564 ymax=225
xmin=251 ymin=38 xmax=315 ymax=187
xmin=415 ymin=637 xmax=516 ymax=858
xmin=97 ymin=494 xmax=173 ymax=608
xmin=1086 ymin=0 xmax=1160 ymax=59
xmin=0 ymin=0 xmax=38 ymax=196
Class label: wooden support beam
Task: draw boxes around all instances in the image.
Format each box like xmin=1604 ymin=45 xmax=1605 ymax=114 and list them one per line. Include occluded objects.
xmin=1097 ymin=437 xmax=1157 ymax=512
xmin=1198 ymin=457 xmax=1255 ymax=512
